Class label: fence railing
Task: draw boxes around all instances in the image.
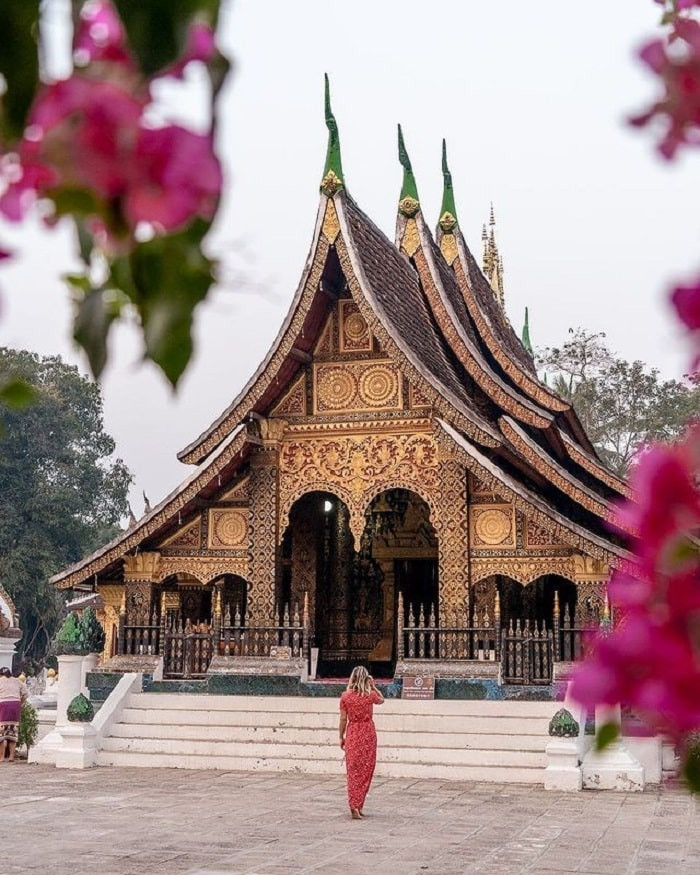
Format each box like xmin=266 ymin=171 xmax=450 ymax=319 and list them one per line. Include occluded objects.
xmin=120 ymin=623 xmax=160 ymax=656
xmin=218 ymin=623 xmax=307 ymax=658
xmin=501 ymin=619 xmax=553 ymax=684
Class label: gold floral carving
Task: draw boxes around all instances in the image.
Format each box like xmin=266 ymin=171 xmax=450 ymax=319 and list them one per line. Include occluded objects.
xmin=439 ymin=233 xmax=458 ymax=266
xmin=158 ymin=518 xmax=201 ymax=549
xmin=155 ymin=556 xmax=249 ymax=585
xmin=208 ymin=509 xmax=249 ymax=548
xmin=321 ymin=199 xmax=341 ymax=243
xmin=572 ymin=553 xmax=610 ymax=582
xmin=339 ymin=300 xmax=371 ymax=353
xmin=408 ymin=383 xmax=431 ymax=409
xmin=278 ymin=431 xmax=440 ymax=548
xmin=314 ymin=313 xmax=334 ymax=357
xmin=470 ymin=505 xmax=515 ymax=548
xmin=313 ymin=361 xmax=401 ymax=413
xmin=433 ymin=457 xmax=470 ymax=621
xmin=218 ymin=475 xmax=250 ymax=502
xmin=471 ymin=557 xmax=577 ymax=585
xmin=271 ymin=372 xmax=307 ymax=418
xmin=524 ymin=517 xmax=568 ymax=549
xmin=401 ymin=218 xmax=420 ymax=257
xmin=247 ymin=461 xmax=278 ymax=625
xmin=257 ymin=417 xmax=288 ymax=447
xmin=123 ymin=552 xmax=161 ymax=582
xmin=125 ymin=581 xmax=152 ymax=624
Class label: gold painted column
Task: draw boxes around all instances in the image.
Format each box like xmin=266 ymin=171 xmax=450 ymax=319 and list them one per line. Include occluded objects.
xmin=434 ymin=458 xmax=470 ymax=624
xmin=246 ymin=447 xmax=279 ymax=628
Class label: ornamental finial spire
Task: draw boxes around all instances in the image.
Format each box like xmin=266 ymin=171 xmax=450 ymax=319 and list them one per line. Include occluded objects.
xmin=522 ymin=307 xmax=533 ymax=356
xmin=483 ymin=204 xmax=505 ymax=307
xmin=397 ymin=124 xmax=420 ymax=217
xmin=438 ymin=139 xmax=458 ymax=233
xmin=320 ymin=74 xmax=344 ymax=196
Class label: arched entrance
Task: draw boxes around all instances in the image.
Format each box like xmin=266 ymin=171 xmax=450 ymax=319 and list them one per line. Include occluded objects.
xmin=281 ymin=488 xmax=438 ymax=677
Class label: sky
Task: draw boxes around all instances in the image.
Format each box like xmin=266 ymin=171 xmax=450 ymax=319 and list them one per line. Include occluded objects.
xmin=1 ymin=0 xmax=698 ymax=514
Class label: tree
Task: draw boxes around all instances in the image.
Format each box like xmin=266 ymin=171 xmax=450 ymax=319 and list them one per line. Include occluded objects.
xmin=0 ymin=348 xmax=132 ymax=665
xmin=537 ymin=328 xmax=700 ymax=476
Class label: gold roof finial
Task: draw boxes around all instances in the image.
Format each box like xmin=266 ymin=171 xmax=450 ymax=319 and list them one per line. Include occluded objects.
xmin=482 ymin=204 xmax=504 ymax=308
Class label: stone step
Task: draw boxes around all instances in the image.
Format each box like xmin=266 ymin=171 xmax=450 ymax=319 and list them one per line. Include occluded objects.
xmin=100 ymin=735 xmax=546 ymax=767
xmin=109 ymin=722 xmax=546 ymax=751
xmin=131 ymin=692 xmax=559 ymax=718
xmin=119 ymin=705 xmax=552 ymax=736
xmin=95 ymin=749 xmax=545 ymax=783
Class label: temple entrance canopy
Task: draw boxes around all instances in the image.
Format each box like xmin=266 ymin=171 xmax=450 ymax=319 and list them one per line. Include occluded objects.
xmin=50 ymin=81 xmax=632 ymax=686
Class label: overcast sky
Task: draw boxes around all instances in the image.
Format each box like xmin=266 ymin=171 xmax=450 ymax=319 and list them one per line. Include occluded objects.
xmin=1 ymin=0 xmax=697 ymax=514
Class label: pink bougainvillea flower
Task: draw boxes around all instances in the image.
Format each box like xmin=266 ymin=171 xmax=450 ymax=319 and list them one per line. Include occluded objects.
xmin=0 ymin=247 xmax=12 ymax=261
xmin=125 ymin=126 xmax=221 ymax=232
xmin=631 ymin=20 xmax=700 ymax=158
xmin=74 ymin=0 xmax=133 ymax=67
xmin=164 ymin=22 xmax=217 ymax=80
xmin=613 ymin=439 xmax=700 ymax=572
xmin=672 ymin=278 xmax=700 ymax=331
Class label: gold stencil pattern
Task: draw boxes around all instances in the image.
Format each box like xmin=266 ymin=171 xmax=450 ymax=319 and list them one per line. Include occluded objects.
xmin=471 ymin=505 xmax=515 ymax=548
xmin=339 ymin=300 xmax=371 ymax=352
xmin=524 ymin=517 xmax=568 ymax=548
xmin=247 ymin=457 xmax=278 ymax=625
xmin=314 ymin=361 xmax=401 ymax=413
xmin=209 ymin=509 xmax=248 ymax=548
xmin=271 ymin=372 xmax=306 ymax=418
xmin=433 ymin=457 xmax=470 ymax=621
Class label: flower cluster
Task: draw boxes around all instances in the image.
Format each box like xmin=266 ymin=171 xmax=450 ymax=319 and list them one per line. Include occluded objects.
xmin=570 ymin=433 xmax=700 ymax=740
xmin=631 ymin=9 xmax=700 ymax=158
xmin=0 ymin=1 xmax=221 ymax=250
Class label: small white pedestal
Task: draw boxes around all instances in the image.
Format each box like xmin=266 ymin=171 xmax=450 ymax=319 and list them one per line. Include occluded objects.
xmin=545 ymin=737 xmax=584 ymax=791
xmin=581 ymin=705 xmax=645 ymax=791
xmin=30 ymin=654 xmax=84 ymax=764
xmin=55 ymin=723 xmax=97 ymax=769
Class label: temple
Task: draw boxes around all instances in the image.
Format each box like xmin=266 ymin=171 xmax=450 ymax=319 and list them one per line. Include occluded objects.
xmin=51 ymin=80 xmax=629 ymax=687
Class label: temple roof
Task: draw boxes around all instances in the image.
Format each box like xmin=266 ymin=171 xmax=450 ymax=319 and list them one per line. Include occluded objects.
xmin=51 ymin=85 xmax=629 ymax=590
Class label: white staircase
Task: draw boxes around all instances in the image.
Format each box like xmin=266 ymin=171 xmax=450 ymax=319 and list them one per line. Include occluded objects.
xmin=96 ymin=693 xmax=560 ymax=784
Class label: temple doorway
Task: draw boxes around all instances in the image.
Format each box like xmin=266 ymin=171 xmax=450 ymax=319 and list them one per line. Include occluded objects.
xmin=281 ymin=488 xmax=437 ymax=678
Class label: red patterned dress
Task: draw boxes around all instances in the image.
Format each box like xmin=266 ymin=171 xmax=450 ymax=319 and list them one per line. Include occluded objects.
xmin=340 ymin=689 xmax=383 ymax=811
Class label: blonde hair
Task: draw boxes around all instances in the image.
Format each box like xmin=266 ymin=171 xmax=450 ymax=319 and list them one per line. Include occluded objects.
xmin=347 ymin=665 xmax=372 ymax=695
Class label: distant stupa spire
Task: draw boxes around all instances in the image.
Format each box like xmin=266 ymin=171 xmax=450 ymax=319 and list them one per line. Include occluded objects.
xmin=482 ymin=203 xmax=504 ymax=308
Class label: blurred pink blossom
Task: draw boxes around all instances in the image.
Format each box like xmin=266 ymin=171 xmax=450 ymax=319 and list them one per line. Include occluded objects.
xmin=74 ymin=0 xmax=133 ymax=67
xmin=672 ymin=279 xmax=700 ymax=332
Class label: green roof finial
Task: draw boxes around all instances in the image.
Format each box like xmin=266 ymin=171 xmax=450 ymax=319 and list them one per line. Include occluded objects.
xmin=439 ymin=139 xmax=458 ymax=233
xmin=397 ymin=124 xmax=420 ymax=217
xmin=522 ymin=306 xmax=533 ymax=356
xmin=320 ymin=74 xmax=344 ymax=196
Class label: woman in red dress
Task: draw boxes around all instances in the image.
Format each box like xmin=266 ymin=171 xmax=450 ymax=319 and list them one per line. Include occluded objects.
xmin=339 ymin=665 xmax=384 ymax=819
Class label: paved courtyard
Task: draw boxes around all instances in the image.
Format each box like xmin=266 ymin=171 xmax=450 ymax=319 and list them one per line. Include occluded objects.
xmin=1 ymin=764 xmax=698 ymax=874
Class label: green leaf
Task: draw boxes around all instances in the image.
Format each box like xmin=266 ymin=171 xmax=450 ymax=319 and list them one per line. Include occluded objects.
xmin=683 ymin=753 xmax=700 ymax=794
xmin=71 ymin=285 xmax=123 ymax=380
xmin=0 ymin=378 xmax=37 ymax=407
xmin=50 ymin=186 xmax=103 ymax=220
xmin=0 ymin=2 xmax=41 ymax=141
xmin=112 ymin=0 xmax=221 ymax=76
xmin=595 ymin=721 xmax=620 ymax=752
xmin=125 ymin=219 xmax=216 ymax=387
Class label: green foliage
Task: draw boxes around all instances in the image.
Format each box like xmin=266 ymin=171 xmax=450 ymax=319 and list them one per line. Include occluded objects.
xmin=66 ymin=693 xmax=94 ymax=723
xmin=548 ymin=708 xmax=580 ymax=738
xmin=18 ymin=702 xmax=39 ymax=752
xmin=0 ymin=348 xmax=132 ymax=665
xmin=537 ymin=329 xmax=700 ymax=475
xmin=70 ymin=219 xmax=216 ymax=387
xmin=53 ymin=613 xmax=89 ymax=656
xmin=683 ymin=732 xmax=700 ymax=795
xmin=0 ymin=2 xmax=40 ymax=141
xmin=80 ymin=608 xmax=106 ymax=654
xmin=595 ymin=721 xmax=620 ymax=752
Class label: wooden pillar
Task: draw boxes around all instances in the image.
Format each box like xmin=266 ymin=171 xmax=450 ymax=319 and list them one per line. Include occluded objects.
xmin=434 ymin=458 xmax=470 ymax=624
xmin=247 ymin=448 xmax=279 ymax=628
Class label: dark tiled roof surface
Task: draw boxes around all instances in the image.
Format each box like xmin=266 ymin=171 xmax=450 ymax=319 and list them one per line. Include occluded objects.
xmin=343 ymin=198 xmax=493 ymax=428
xmin=458 ymin=233 xmax=538 ymax=377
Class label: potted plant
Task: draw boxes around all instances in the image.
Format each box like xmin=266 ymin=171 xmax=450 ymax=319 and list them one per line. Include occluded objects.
xmin=66 ymin=693 xmax=94 ymax=723
xmin=18 ymin=701 xmax=39 ymax=758
xmin=80 ymin=608 xmax=106 ymax=655
xmin=52 ymin=613 xmax=89 ymax=656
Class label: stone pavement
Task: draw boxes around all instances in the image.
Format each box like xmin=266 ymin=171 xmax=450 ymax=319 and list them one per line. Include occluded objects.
xmin=1 ymin=764 xmax=698 ymax=875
